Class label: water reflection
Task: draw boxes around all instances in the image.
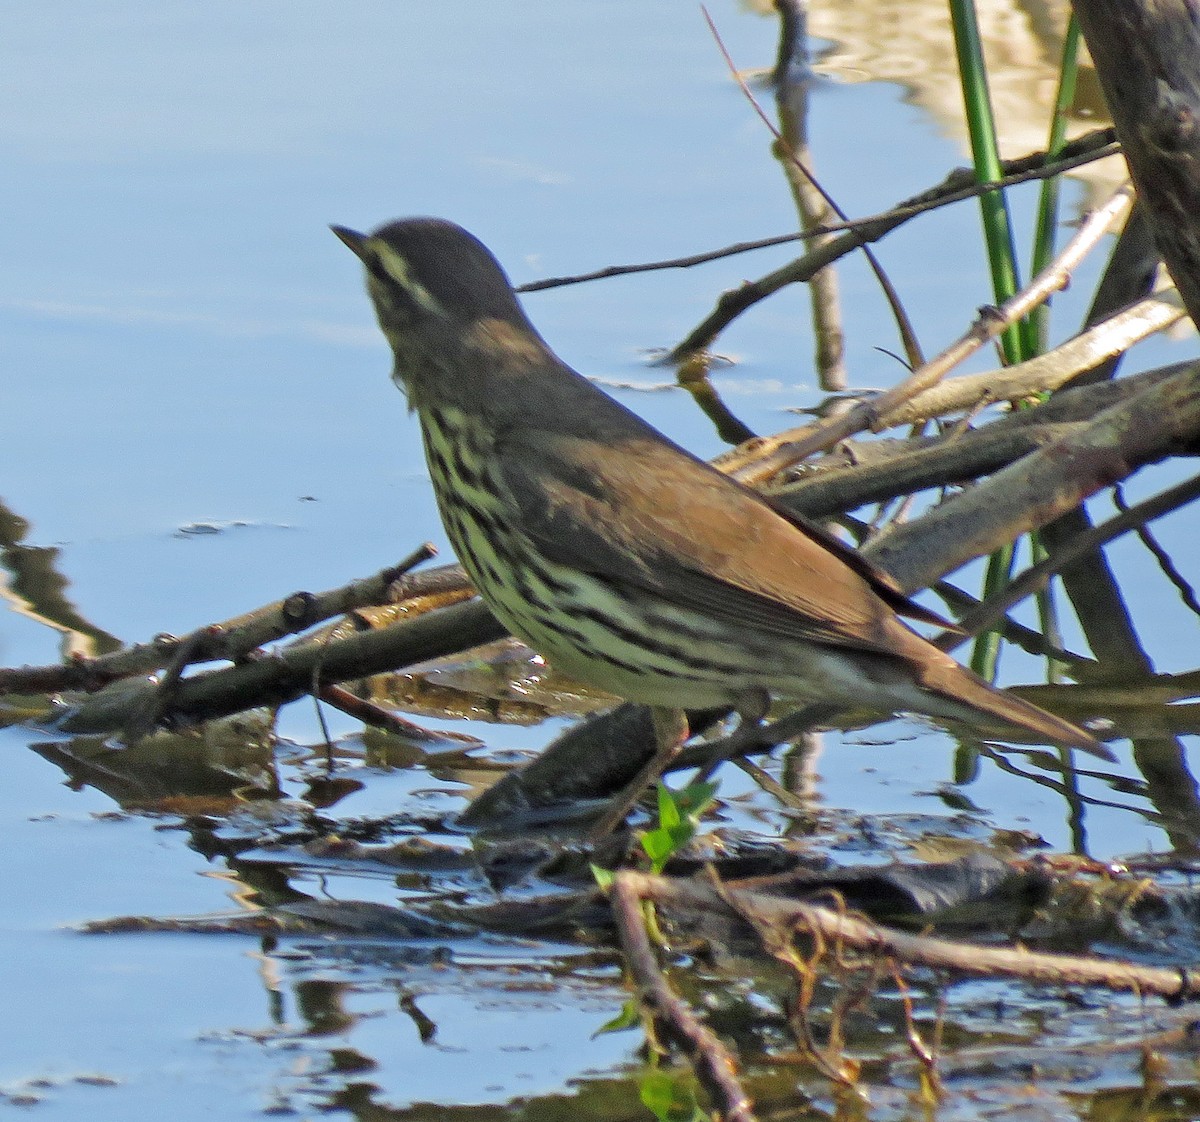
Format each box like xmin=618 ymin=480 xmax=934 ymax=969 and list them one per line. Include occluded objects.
xmin=4 ymin=0 xmax=1200 ymax=1118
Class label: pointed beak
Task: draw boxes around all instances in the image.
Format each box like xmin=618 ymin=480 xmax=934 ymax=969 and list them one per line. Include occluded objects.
xmin=330 ymin=224 xmax=369 ymax=260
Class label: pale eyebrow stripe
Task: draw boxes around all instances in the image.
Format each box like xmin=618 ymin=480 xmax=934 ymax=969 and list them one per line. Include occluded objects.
xmin=372 ymin=242 xmax=446 ymax=316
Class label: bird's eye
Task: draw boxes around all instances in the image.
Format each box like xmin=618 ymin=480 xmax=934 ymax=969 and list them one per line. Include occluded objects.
xmin=369 ymin=248 xmax=446 ymax=319
xmin=364 ymin=253 xmax=394 ymax=288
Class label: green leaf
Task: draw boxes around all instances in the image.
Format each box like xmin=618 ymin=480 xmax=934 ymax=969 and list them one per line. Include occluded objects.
xmin=594 ymin=998 xmax=642 ymax=1036
xmin=591 ymin=864 xmax=615 ymax=890
xmin=641 ymin=828 xmax=677 ymax=873
xmin=639 ymin=1069 xmax=710 ymax=1122
xmin=640 ymin=781 xmax=722 ymax=873
xmin=657 ymin=783 xmax=682 ymax=829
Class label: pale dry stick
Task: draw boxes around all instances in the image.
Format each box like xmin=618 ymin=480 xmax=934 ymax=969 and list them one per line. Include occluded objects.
xmin=721 ymin=183 xmax=1137 ymax=480
xmin=770 ymin=365 xmax=1189 ymax=518
xmin=611 ymin=873 xmax=759 ymax=1122
xmin=625 ymin=872 xmax=1200 ymax=1000
xmin=0 ymin=552 xmax=474 ymax=697
xmin=718 ymin=298 xmax=1184 ymax=488
xmin=880 ymin=290 xmax=1186 ymax=429
xmin=205 ymin=547 xmax=458 ymax=661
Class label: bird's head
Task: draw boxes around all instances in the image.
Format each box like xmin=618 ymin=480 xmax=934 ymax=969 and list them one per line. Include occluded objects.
xmin=332 ymin=218 xmax=532 ymax=334
xmin=333 ymin=217 xmax=540 ymax=404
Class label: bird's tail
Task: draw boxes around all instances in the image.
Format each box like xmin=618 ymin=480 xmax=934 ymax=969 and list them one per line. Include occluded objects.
xmin=897 ymin=624 xmax=1108 ymax=763
xmin=917 ymin=654 xmax=1112 ymax=760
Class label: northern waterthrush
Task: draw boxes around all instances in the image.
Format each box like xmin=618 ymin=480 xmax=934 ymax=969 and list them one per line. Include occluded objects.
xmin=333 ymin=217 xmax=1107 ymax=758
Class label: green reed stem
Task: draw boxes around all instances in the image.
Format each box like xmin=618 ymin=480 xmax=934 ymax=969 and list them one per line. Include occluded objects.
xmin=1030 ymin=15 xmax=1082 ymax=352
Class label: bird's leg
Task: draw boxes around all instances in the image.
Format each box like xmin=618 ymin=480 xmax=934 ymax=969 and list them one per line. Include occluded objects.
xmin=690 ymin=695 xmax=840 ymax=783
xmin=684 ymin=688 xmax=773 ymax=783
xmin=584 ymin=706 xmax=690 ymax=842
xmin=710 ymin=688 xmax=772 ymax=759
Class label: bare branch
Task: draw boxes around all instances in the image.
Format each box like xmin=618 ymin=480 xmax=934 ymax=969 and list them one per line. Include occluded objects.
xmin=612 ymin=873 xmax=759 ymax=1122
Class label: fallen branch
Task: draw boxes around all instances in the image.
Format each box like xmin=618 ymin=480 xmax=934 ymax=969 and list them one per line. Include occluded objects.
xmin=772 ymin=362 xmax=1196 ymax=516
xmin=880 ymin=290 xmax=1185 ymax=429
xmin=0 ymin=555 xmax=472 ymax=697
xmin=57 ymin=597 xmax=506 ymax=736
xmin=625 ymin=871 xmax=1200 ymax=1001
xmin=862 ymin=361 xmax=1200 ymax=592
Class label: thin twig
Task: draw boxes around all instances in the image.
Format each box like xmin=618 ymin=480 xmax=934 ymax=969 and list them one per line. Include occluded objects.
xmin=122 ymin=628 xmax=211 ymax=741
xmin=611 ymin=873 xmax=759 ymax=1122
xmin=515 ymin=133 xmax=1118 ymax=293
xmin=316 ymin=683 xmax=483 ymax=745
xmin=585 ymin=710 xmax=688 ymax=841
xmin=973 ymin=743 xmax=1162 ymax=819
xmin=1113 ymin=484 xmax=1200 ymax=622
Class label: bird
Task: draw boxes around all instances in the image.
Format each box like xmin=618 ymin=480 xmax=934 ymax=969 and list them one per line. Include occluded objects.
xmin=331 ymin=216 xmax=1109 ymax=764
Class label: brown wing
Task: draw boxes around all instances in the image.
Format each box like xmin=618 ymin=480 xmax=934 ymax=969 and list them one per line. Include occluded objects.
xmin=494 ymin=421 xmax=941 ymax=659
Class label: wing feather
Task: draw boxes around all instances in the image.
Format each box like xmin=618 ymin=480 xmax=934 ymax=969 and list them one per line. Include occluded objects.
xmin=492 ymin=421 xmax=940 ymax=660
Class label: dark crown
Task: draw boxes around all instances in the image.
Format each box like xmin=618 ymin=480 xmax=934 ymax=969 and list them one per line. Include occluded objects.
xmin=338 ymin=217 xmax=527 ymax=326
